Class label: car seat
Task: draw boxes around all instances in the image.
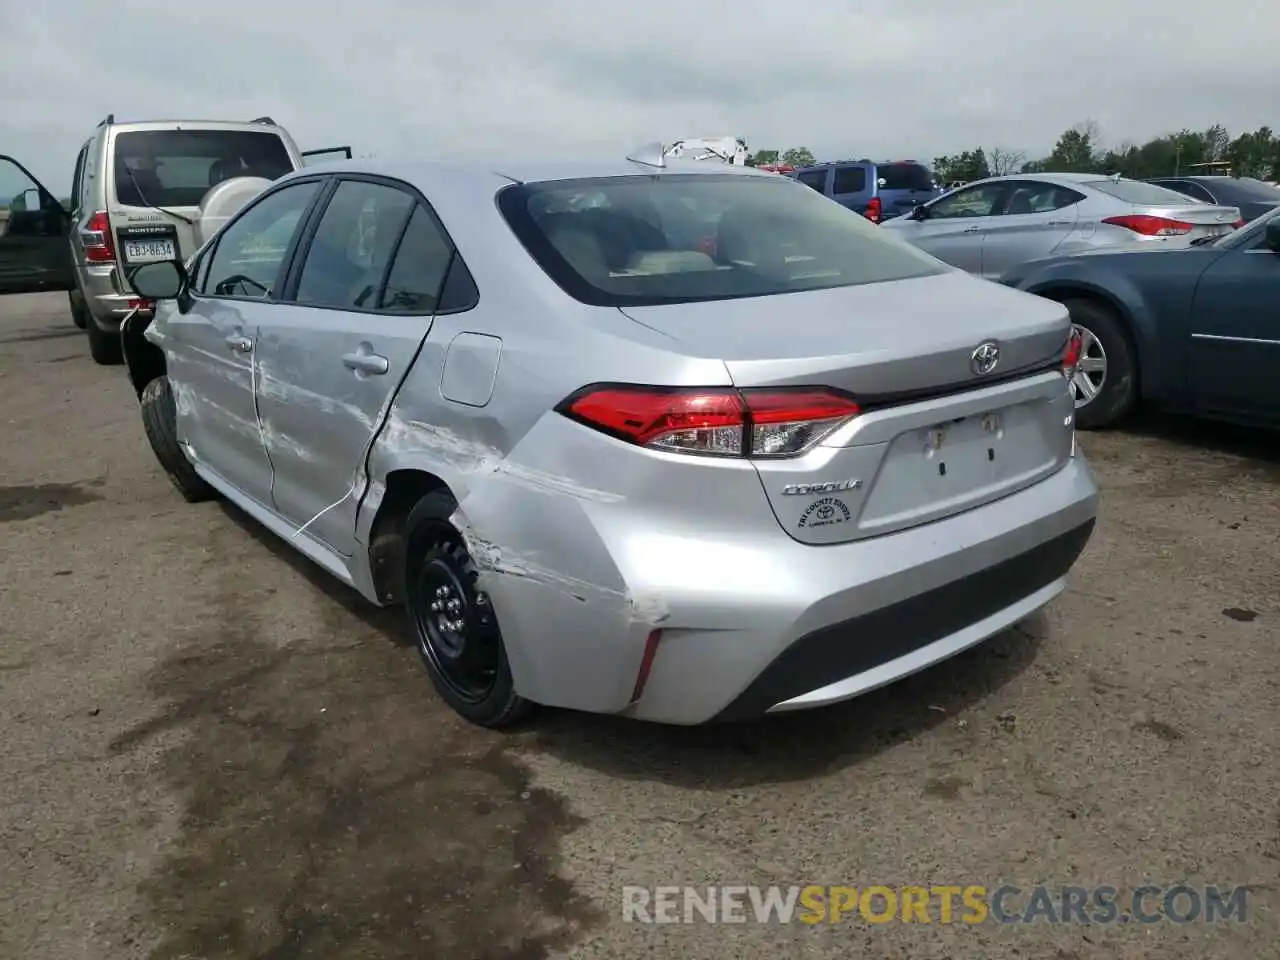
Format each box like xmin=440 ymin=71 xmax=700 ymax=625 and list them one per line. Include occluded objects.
xmin=1007 ymin=190 xmax=1036 ymax=215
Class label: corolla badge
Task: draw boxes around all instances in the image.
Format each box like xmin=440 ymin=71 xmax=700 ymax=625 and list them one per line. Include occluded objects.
xmin=970 ymin=340 xmax=1001 ymax=376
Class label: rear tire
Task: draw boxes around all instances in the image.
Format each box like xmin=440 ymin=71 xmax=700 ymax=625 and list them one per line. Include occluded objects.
xmin=69 ymin=292 xmax=87 ymax=330
xmin=140 ymin=376 xmax=215 ymax=503
xmin=1062 ymin=297 xmax=1138 ymax=429
xmin=403 ymin=490 xmax=532 ymax=729
xmin=86 ymin=318 xmax=123 ymax=365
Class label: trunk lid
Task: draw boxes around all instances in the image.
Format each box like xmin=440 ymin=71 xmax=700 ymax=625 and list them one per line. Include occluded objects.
xmin=1132 ymin=202 xmax=1242 ymax=243
xmin=620 ymin=272 xmax=1076 ymax=543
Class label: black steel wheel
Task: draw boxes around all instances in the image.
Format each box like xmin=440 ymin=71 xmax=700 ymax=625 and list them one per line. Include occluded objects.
xmin=402 ymin=490 xmax=532 ymax=728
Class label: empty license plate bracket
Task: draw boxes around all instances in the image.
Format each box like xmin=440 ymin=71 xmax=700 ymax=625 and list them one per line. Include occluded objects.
xmin=923 ymin=412 xmax=1003 ymax=476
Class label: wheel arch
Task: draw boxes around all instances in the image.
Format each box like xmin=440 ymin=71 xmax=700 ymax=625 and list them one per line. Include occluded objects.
xmin=120 ymin=312 xmax=166 ymax=400
xmin=1025 ymin=281 xmax=1146 ymax=392
xmin=366 ymin=468 xmax=453 ymax=606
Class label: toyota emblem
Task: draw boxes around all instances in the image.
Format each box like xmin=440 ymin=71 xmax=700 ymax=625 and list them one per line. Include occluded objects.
xmin=970 ymin=341 xmax=1000 ymax=376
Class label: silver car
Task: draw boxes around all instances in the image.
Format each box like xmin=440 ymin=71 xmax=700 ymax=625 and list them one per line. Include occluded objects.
xmin=881 ymin=173 xmax=1242 ymax=279
xmin=122 ymin=157 xmax=1099 ymax=728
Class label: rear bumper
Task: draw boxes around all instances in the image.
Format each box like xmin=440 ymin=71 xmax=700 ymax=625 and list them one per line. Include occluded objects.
xmin=711 ymin=518 xmax=1092 ymax=721
xmin=76 ymin=263 xmax=138 ymax=328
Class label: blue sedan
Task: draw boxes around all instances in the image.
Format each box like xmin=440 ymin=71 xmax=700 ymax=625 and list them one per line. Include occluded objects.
xmin=1000 ymin=207 xmax=1280 ymax=430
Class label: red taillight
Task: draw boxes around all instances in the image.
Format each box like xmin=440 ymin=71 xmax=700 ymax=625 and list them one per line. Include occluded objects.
xmin=1062 ymin=327 xmax=1083 ymax=377
xmin=1101 ymin=214 xmax=1192 ymax=237
xmin=557 ymin=385 xmax=861 ymax=458
xmin=81 ymin=211 xmax=116 ymax=263
xmin=1233 ymin=218 xmax=1246 ymax=229
xmin=865 ymin=197 xmax=883 ymax=224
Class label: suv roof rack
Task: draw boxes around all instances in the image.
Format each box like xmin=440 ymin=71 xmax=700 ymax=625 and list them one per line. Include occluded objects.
xmin=250 ymin=116 xmax=277 ymax=125
xmin=98 ymin=114 xmax=114 ymax=127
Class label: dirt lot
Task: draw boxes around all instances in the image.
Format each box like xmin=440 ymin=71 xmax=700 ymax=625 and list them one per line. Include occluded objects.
xmin=0 ymin=292 xmax=1276 ymax=960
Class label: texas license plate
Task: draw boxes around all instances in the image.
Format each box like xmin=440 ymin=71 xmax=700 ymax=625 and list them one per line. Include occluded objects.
xmin=124 ymin=239 xmax=175 ymax=261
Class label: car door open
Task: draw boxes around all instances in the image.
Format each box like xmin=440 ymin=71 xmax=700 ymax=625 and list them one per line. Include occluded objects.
xmin=0 ymin=156 xmax=74 ymax=296
xmin=254 ymin=180 xmax=461 ymax=554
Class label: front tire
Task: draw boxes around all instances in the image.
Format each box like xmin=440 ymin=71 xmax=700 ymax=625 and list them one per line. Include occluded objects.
xmin=86 ymin=318 xmax=123 ymax=365
xmin=1062 ymin=297 xmax=1138 ymax=429
xmin=140 ymin=376 xmax=215 ymax=503
xmin=403 ymin=490 xmax=531 ymax=728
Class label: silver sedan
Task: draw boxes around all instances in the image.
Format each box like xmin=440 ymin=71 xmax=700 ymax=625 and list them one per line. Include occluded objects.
xmin=881 ymin=173 xmax=1242 ymax=279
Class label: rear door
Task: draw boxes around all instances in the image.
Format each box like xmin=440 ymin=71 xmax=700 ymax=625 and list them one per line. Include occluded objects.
xmin=255 ymin=177 xmax=464 ymax=553
xmin=167 ymin=178 xmax=326 ymax=504
xmin=978 ymin=180 xmax=1084 ymax=278
xmin=828 ymin=164 xmax=870 ymax=213
xmin=0 ymin=156 xmax=74 ymax=295
xmin=107 ymin=127 xmax=298 ymax=287
xmin=896 ymin=181 xmax=1009 ymax=273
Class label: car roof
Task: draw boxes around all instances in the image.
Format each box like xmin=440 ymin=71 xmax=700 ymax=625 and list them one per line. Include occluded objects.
xmin=281 ymin=157 xmax=774 ymax=187
xmin=104 ymin=119 xmax=288 ymax=134
xmin=955 ymin=172 xmax=1120 ymax=189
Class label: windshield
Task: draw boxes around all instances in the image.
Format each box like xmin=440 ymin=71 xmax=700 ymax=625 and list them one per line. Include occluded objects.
xmin=497 ymin=174 xmax=948 ymax=307
xmin=113 ymin=130 xmax=293 ymax=208
xmin=1212 ymin=178 xmax=1280 ymax=203
xmin=1086 ymin=178 xmax=1212 ymax=206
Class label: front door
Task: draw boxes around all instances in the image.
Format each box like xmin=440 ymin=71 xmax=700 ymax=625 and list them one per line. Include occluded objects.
xmin=901 ymin=181 xmax=1009 ymax=274
xmin=0 ymin=156 xmax=74 ymax=295
xmin=1186 ymin=228 xmax=1280 ymax=419
xmin=167 ymin=178 xmax=326 ymax=504
xmin=978 ymin=180 xmax=1084 ymax=279
xmin=255 ymin=178 xmax=456 ymax=553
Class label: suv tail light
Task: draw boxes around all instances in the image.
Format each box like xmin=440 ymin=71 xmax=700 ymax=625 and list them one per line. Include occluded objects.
xmin=1062 ymin=327 xmax=1083 ymax=378
xmin=81 ymin=211 xmax=116 ymax=263
xmin=557 ymin=385 xmax=861 ymax=458
xmin=865 ymin=197 xmax=883 ymax=224
xmin=1101 ymin=214 xmax=1192 ymax=237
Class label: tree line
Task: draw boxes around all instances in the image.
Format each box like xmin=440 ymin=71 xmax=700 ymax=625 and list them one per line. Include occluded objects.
xmin=746 ymin=122 xmax=1279 ymax=184
xmin=935 ymin=121 xmax=1279 ymax=184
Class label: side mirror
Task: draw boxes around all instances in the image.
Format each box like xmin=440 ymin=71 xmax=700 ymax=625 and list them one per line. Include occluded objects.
xmin=128 ymin=259 xmax=187 ymax=300
xmin=1265 ymin=219 xmax=1280 ymax=252
xmin=910 ymin=204 xmax=928 ymax=221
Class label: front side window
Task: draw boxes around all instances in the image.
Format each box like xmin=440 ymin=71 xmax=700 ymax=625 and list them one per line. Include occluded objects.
xmin=498 ymin=173 xmax=947 ymax=307
xmin=294 ymin=180 xmax=416 ymax=310
xmin=201 ymin=180 xmax=321 ymax=299
xmin=112 ymin=129 xmax=294 ymax=208
xmin=928 ymin=183 xmax=1007 ymax=219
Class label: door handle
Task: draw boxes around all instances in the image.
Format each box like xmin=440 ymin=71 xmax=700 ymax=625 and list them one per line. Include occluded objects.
xmin=342 ymin=351 xmax=389 ymax=375
xmin=1047 ymin=219 xmax=1072 ymax=226
xmin=964 ymin=224 xmax=982 ymax=233
xmin=225 ymin=334 xmax=253 ymax=353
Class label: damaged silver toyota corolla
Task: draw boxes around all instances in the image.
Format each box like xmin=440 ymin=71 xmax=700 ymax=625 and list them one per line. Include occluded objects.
xmin=120 ymin=152 xmax=1099 ymax=728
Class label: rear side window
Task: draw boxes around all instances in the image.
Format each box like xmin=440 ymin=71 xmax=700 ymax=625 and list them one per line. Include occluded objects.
xmin=379 ymin=206 xmax=456 ymax=313
xmin=1086 ymin=178 xmax=1206 ymax=206
xmin=831 ymin=166 xmax=867 ymax=194
xmin=877 ymin=163 xmax=934 ymax=191
xmin=1212 ymin=178 xmax=1280 ymax=203
xmin=112 ymin=129 xmax=294 ymax=208
xmin=796 ymin=169 xmax=828 ymax=192
xmin=498 ymin=173 xmax=948 ymax=308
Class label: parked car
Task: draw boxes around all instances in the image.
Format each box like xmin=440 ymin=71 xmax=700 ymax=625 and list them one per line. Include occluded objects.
xmin=1145 ymin=175 xmax=1280 ymax=224
xmin=880 ymin=174 xmax=1242 ymax=280
xmin=0 ymin=116 xmax=350 ymax=365
xmin=106 ymin=157 xmax=1097 ymax=729
xmin=790 ymin=159 xmax=942 ymax=223
xmin=999 ymin=206 xmax=1280 ymax=429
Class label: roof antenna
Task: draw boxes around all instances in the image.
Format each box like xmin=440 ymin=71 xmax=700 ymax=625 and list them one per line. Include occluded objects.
xmin=626 ymin=142 xmax=667 ymax=169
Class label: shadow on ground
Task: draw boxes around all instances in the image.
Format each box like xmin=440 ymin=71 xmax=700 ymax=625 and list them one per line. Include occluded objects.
xmin=109 ymin=506 xmax=603 ymax=960
xmin=1120 ymin=410 xmax=1280 ymax=469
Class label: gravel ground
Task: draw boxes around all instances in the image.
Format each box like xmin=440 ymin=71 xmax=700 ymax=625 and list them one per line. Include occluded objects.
xmin=1 ymin=292 xmax=1276 ymax=960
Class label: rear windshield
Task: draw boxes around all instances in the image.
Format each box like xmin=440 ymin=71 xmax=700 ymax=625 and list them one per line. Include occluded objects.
xmin=1086 ymin=178 xmax=1206 ymax=206
xmin=497 ymin=173 xmax=948 ymax=307
xmin=877 ymin=163 xmax=935 ymax=191
xmin=112 ymin=130 xmax=293 ymax=208
xmin=1211 ymin=178 xmax=1280 ymax=203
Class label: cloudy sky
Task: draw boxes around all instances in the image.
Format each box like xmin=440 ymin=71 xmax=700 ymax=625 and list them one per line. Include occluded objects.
xmin=3 ymin=0 xmax=1277 ymax=193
